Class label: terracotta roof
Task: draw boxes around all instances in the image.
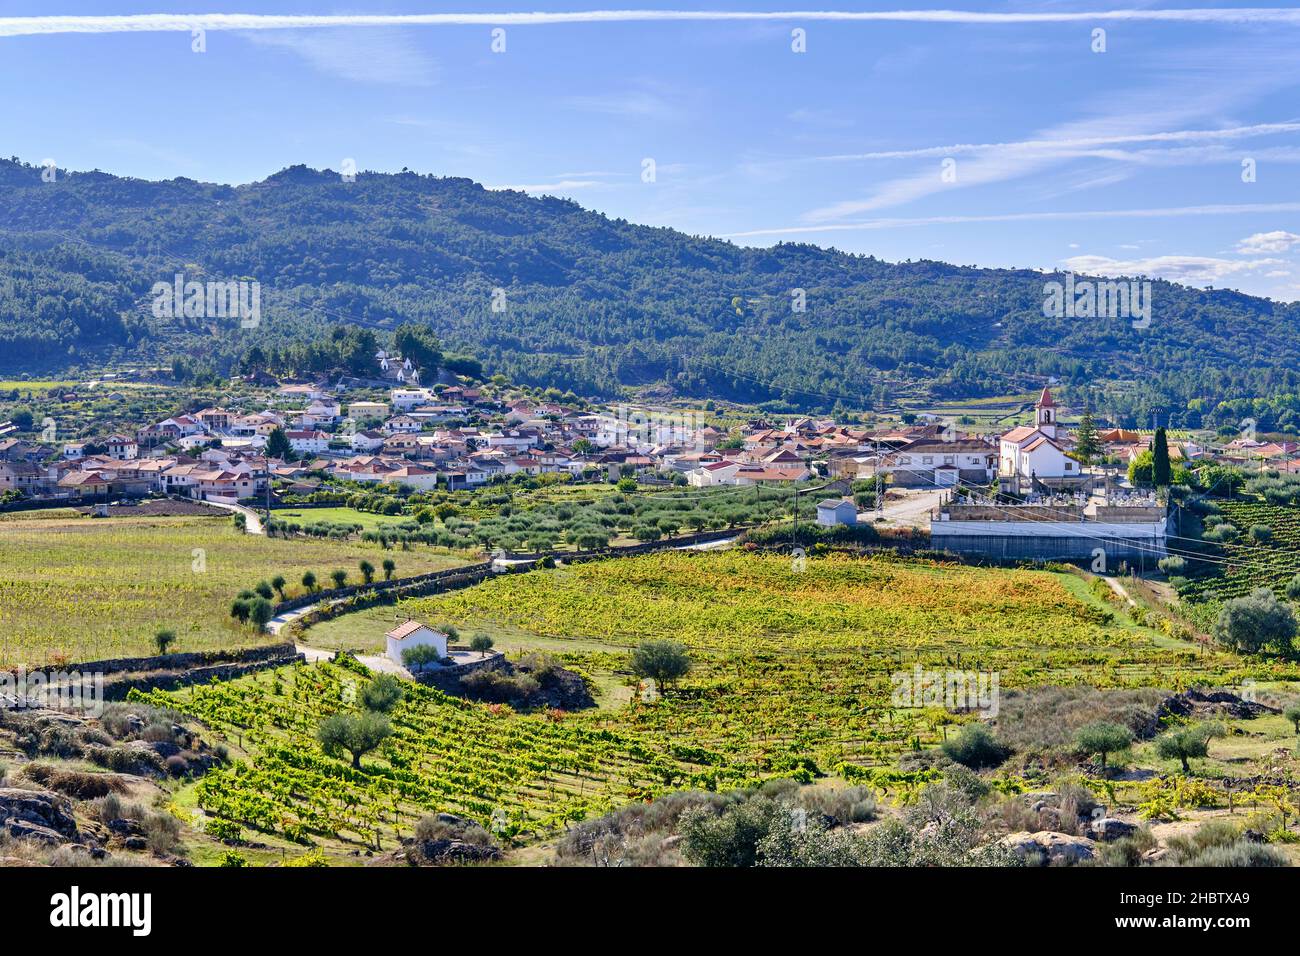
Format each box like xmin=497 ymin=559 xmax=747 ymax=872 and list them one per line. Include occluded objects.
xmin=1037 ymin=387 xmax=1056 ymax=408
xmin=1023 ymin=435 xmax=1063 ymax=452
xmin=387 ymin=620 xmax=437 ymax=641
xmin=1001 ymin=425 xmax=1039 ymax=443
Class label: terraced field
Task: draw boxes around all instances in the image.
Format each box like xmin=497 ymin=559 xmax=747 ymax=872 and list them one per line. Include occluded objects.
xmin=0 ymin=512 xmax=469 ymax=665
xmin=135 ymin=657 xmax=688 ymax=853
xmin=1176 ymin=500 xmax=1300 ymax=604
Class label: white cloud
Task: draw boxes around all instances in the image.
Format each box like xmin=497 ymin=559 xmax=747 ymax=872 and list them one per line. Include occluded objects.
xmin=724 ymin=201 xmax=1300 ymax=238
xmin=1236 ymin=230 xmax=1300 ymax=254
xmin=811 ymin=121 xmax=1300 ymax=164
xmin=1061 ymin=254 xmax=1285 ymax=285
xmin=490 ymin=180 xmax=605 ymax=193
xmin=801 ymin=100 xmax=1272 ymax=221
xmin=243 ymin=29 xmax=437 ymax=86
xmin=562 ymin=90 xmax=678 ymax=119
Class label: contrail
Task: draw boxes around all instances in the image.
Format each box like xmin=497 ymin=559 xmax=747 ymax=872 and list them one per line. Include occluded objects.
xmin=724 ymin=202 xmax=1300 ymax=239
xmin=3 ymin=9 xmax=1300 ymax=38
xmin=814 ymin=122 xmax=1300 ymax=163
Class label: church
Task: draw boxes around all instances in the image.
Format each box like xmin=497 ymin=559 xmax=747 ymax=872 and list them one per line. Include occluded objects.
xmin=997 ymin=387 xmax=1080 ymax=491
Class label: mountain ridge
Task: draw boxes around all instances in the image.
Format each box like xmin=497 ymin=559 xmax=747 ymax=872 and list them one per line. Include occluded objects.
xmin=0 ymin=157 xmax=1297 ymax=426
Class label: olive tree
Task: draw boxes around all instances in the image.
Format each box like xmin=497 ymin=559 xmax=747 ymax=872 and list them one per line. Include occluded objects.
xmin=360 ymin=674 xmax=404 ymax=713
xmin=317 ymin=712 xmax=392 ymax=769
xmin=1155 ymin=723 xmax=1224 ymax=773
xmin=1075 ymin=721 xmax=1133 ymax=773
xmin=630 ymin=639 xmax=691 ymax=694
xmin=1214 ymin=588 xmax=1296 ymax=655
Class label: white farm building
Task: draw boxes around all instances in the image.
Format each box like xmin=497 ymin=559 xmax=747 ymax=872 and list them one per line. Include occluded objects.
xmin=386 ymin=620 xmax=448 ymax=668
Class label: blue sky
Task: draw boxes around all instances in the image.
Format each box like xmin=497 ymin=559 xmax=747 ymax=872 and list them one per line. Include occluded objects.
xmin=3 ymin=2 xmax=1300 ymax=299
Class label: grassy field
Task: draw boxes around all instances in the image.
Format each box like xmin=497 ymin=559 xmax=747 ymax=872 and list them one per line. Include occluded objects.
xmin=0 ymin=512 xmax=469 ymax=666
xmin=0 ymin=379 xmax=79 ymax=395
xmin=270 ymin=506 xmax=416 ymax=532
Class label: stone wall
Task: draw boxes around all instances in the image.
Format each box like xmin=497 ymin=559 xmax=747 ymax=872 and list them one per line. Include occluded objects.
xmin=10 ymin=642 xmax=299 ymax=679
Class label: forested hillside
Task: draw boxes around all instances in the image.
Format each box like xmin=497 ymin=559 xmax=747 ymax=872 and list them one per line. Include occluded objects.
xmin=1 ymin=157 xmax=1298 ymax=424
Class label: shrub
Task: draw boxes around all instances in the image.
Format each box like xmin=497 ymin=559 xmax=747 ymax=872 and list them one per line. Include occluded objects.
xmin=142 ymin=811 xmax=182 ymax=854
xmin=360 ymin=674 xmax=405 ymax=713
xmin=1157 ymin=555 xmax=1185 ymax=575
xmin=1284 ymin=703 xmax=1300 ymax=735
xmin=19 ymin=763 xmax=127 ymax=799
xmin=1214 ymin=588 xmax=1296 ymax=655
xmin=940 ymin=724 xmax=1010 ymax=769
xmin=1184 ymin=841 xmax=1289 ymax=867
xmin=164 ymin=754 xmax=191 ymax=777
xmin=679 ymin=797 xmax=784 ymax=868
xmin=1249 ymin=524 xmax=1274 ymax=544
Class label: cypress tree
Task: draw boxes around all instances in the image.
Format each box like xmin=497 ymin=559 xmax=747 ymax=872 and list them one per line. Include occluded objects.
xmin=1152 ymin=427 xmax=1171 ymax=486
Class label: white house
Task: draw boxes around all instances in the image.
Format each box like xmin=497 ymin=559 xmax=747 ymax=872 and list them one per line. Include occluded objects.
xmin=383 ymin=415 xmax=423 ymax=435
xmin=882 ymin=439 xmax=996 ymax=488
xmin=350 ymin=429 xmax=387 ymax=452
xmin=106 ymin=435 xmax=140 ymax=461
xmin=386 ymin=620 xmax=448 ymax=668
xmin=816 ymin=499 xmax=858 ymax=527
xmin=391 ymin=388 xmax=434 ymax=412
xmin=286 ymin=429 xmax=331 ymax=455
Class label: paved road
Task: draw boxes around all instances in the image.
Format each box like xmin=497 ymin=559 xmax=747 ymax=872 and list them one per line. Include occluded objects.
xmin=267 ymin=603 xmax=321 ymax=636
xmin=204 ymin=499 xmax=264 ymax=534
xmin=676 ymin=536 xmax=737 ymax=551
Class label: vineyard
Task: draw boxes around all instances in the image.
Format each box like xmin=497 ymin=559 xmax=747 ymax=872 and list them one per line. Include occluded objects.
xmin=0 ymin=513 xmax=468 ymax=666
xmin=384 ymin=551 xmax=1253 ymax=774
xmin=1176 ymin=501 xmax=1300 ymax=604
xmin=133 ymin=657 xmax=702 ymax=852
xmin=139 ymin=550 xmax=1279 ymax=856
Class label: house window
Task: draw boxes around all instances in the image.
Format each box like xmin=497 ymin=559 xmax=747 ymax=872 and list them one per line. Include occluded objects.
xmin=1065 ymin=462 xmax=1073 ymax=470
xmin=944 ymin=455 xmax=954 ymax=465
xmin=922 ymin=456 xmax=933 ymax=465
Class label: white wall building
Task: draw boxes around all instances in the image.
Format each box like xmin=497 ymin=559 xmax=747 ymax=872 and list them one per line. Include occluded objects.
xmin=816 ymin=499 xmax=858 ymax=526
xmin=387 ymin=621 xmax=448 ymax=668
